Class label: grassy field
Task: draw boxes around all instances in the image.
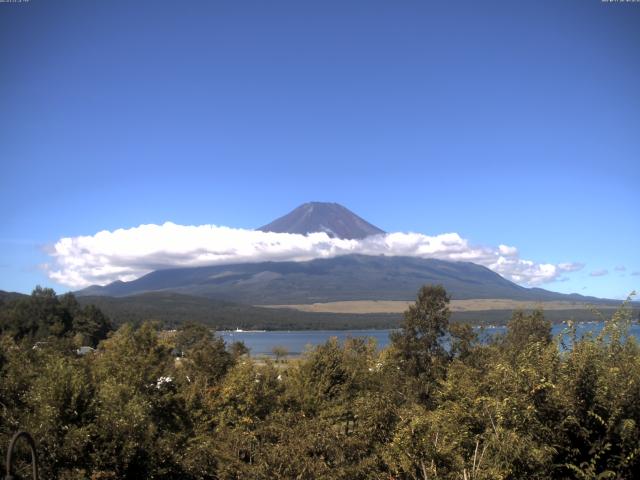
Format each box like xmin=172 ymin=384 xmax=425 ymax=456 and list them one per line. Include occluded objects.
xmin=260 ymin=299 xmax=623 ymax=314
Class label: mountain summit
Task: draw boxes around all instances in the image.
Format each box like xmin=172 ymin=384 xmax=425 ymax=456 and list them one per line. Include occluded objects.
xmin=257 ymin=202 xmax=385 ymax=239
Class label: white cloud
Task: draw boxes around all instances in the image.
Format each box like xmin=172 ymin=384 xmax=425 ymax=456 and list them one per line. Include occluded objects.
xmin=614 ymin=265 xmax=626 ymax=272
xmin=589 ymin=269 xmax=609 ymax=277
xmin=498 ymin=244 xmax=518 ymax=256
xmin=558 ymin=262 xmax=585 ymax=272
xmin=45 ymin=222 xmax=585 ymax=289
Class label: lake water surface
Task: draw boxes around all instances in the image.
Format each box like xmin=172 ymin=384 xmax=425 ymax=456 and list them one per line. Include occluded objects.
xmin=219 ymin=321 xmax=640 ymax=356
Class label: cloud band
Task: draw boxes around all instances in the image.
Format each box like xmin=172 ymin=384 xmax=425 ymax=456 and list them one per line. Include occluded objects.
xmin=46 ymin=222 xmax=584 ymax=289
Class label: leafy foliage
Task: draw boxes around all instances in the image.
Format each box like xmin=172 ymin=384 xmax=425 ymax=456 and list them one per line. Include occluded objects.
xmin=0 ymin=287 xmax=112 ymax=347
xmin=0 ymin=286 xmax=639 ymax=479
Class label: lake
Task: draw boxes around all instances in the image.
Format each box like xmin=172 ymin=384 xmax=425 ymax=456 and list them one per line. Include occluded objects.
xmin=219 ymin=321 xmax=640 ymax=356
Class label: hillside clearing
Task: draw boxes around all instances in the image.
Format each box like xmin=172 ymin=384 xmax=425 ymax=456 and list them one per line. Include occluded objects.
xmin=259 ymin=299 xmax=621 ymax=314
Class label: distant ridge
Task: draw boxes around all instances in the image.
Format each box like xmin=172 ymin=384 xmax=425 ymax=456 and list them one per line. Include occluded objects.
xmin=258 ymin=202 xmax=384 ymax=239
xmin=0 ymin=290 xmax=27 ymax=304
xmin=77 ymin=254 xmax=607 ymax=305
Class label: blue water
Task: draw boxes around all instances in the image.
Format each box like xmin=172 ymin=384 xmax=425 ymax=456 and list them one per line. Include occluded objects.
xmin=220 ymin=329 xmax=393 ymax=356
xmin=219 ymin=322 xmax=640 ymax=356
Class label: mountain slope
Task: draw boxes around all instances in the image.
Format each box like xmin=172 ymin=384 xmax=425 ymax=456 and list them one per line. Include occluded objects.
xmin=258 ymin=202 xmax=384 ymax=239
xmin=0 ymin=290 xmax=27 ymax=304
xmin=77 ymin=254 xmax=603 ymax=305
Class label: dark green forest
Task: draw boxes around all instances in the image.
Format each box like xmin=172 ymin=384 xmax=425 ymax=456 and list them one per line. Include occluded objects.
xmin=1 ymin=286 xmax=639 ymax=479
xmin=77 ymin=291 xmax=625 ymax=330
xmin=1 ymin=288 xmax=628 ymax=333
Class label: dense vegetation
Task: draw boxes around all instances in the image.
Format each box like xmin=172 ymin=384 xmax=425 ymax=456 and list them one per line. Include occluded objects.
xmin=3 ymin=288 xmax=631 ymax=333
xmin=76 ymin=292 xmax=401 ymax=331
xmin=0 ymin=286 xmax=112 ymax=347
xmin=1 ymin=286 xmax=639 ymax=479
xmin=79 ymin=291 xmax=626 ymax=330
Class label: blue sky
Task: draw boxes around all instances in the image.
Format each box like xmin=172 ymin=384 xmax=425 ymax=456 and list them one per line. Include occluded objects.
xmin=1 ymin=0 xmax=638 ymax=299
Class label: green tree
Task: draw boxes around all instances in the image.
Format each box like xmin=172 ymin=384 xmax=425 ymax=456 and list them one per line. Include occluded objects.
xmin=25 ymin=351 xmax=95 ymax=478
xmin=88 ymin=322 xmax=187 ymax=478
xmin=390 ymin=284 xmax=451 ymax=403
xmin=72 ymin=304 xmax=112 ymax=347
xmin=554 ymin=296 xmax=640 ymax=479
xmin=449 ymin=322 xmax=477 ymax=361
xmin=175 ymin=321 xmax=213 ymax=352
xmin=228 ymin=340 xmax=249 ymax=360
xmin=0 ymin=286 xmax=73 ymax=340
xmin=503 ymin=309 xmax=552 ymax=352
xmin=0 ymin=288 xmax=112 ymax=346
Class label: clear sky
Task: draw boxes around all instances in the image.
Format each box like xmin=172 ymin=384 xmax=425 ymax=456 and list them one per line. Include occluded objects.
xmin=1 ymin=0 xmax=638 ymax=299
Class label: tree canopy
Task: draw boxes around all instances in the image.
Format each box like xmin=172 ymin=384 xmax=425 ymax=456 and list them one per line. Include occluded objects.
xmin=1 ymin=286 xmax=639 ymax=479
xmin=0 ymin=287 xmax=112 ymax=347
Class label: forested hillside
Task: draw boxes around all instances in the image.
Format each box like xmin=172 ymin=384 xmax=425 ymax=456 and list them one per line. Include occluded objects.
xmin=1 ymin=286 xmax=638 ymax=479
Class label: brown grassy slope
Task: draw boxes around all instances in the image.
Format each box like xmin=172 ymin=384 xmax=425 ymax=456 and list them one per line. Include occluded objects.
xmin=259 ymin=299 xmax=622 ymax=314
